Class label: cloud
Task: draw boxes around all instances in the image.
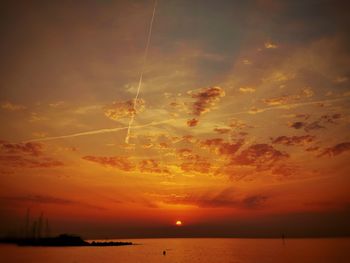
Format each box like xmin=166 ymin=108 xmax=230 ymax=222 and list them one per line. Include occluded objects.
xmin=320 ymin=113 xmax=342 ymax=124
xmin=0 ymin=141 xmax=43 ymax=156
xmin=200 ymin=138 xmax=243 ymax=156
xmin=139 ymin=159 xmax=170 ymax=174
xmin=1 ymin=102 xmax=26 ymax=111
xmin=0 ymin=141 xmax=63 ymax=168
xmin=271 ymin=163 xmax=298 ymax=177
xmin=264 ymin=41 xmax=278 ymax=49
xmin=239 ymin=86 xmax=256 ymax=93
xmin=289 ymin=121 xmax=305 ymax=129
xmin=3 ymin=194 xmax=75 ymax=205
xmin=319 ymin=142 xmax=350 ymax=157
xmin=104 ymin=99 xmax=145 ymax=121
xmin=187 ymin=118 xmax=199 ymax=127
xmin=0 ymin=155 xmax=63 ymax=168
xmin=1 ymin=194 xmax=104 ymax=210
xmin=234 ymin=144 xmax=289 ymax=170
xmin=181 ymin=156 xmax=211 ymax=174
xmin=82 ymin=155 xmax=134 ymax=171
xmin=188 ymin=86 xmax=225 ymax=116
xmin=288 ymin=121 xmax=324 ymax=132
xmin=262 ymin=95 xmax=290 ymax=106
xmin=229 ymin=118 xmax=251 ymax=130
xmin=262 ymin=88 xmax=314 ymax=106
xmin=272 ymin=135 xmax=315 ymax=146
xmin=163 ymin=188 xmax=268 ymax=209
xmin=242 ymin=195 xmax=268 ymax=208
xmin=29 ymin=112 xmax=48 ymax=122
xmin=288 ymin=113 xmax=341 ymax=132
xmin=177 ymin=149 xmax=211 ymax=174
xmin=305 ymin=146 xmax=320 ymax=152
xmin=213 ymin=119 xmax=251 ymax=136
xmin=213 ymin=127 xmax=231 ymax=134
xmin=334 ymin=76 xmax=348 ymax=83
xmin=49 ymin=101 xmax=65 ymax=108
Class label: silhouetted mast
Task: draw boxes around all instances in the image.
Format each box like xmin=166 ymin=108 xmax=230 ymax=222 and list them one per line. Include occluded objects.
xmin=25 ymin=208 xmax=30 ymax=238
xmin=37 ymin=212 xmax=44 ymax=238
xmin=45 ymin=218 xmax=50 ymax=237
xmin=32 ymin=221 xmax=37 ymax=239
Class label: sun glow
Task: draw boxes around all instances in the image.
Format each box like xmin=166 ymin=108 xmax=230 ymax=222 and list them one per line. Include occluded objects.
xmin=175 ymin=220 xmax=182 ymax=226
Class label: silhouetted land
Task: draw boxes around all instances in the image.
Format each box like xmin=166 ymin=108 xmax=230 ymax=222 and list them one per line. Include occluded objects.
xmin=0 ymin=234 xmax=132 ymax=247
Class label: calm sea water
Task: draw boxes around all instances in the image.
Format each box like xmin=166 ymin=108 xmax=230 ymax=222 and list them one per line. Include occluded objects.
xmin=0 ymin=238 xmax=349 ymax=263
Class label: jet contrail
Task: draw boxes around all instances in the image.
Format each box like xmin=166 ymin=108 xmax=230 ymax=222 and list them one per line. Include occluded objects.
xmin=219 ymin=96 xmax=350 ymax=117
xmin=25 ymin=120 xmax=170 ymax=143
xmin=125 ymin=0 xmax=158 ymax=144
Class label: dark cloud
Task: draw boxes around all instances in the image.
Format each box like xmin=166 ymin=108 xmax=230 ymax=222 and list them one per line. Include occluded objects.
xmin=320 ymin=113 xmax=342 ymax=124
xmin=289 ymin=121 xmax=324 ymax=132
xmin=213 ymin=127 xmax=231 ymax=134
xmin=242 ymin=195 xmax=268 ymax=209
xmin=305 ymin=146 xmax=320 ymax=152
xmin=234 ymin=144 xmax=289 ymax=170
xmin=289 ymin=121 xmax=305 ymax=129
xmin=288 ymin=113 xmax=342 ymax=132
xmin=187 ymin=118 xmax=199 ymax=127
xmin=83 ymin=155 xmax=171 ymax=174
xmin=0 ymin=141 xmax=43 ymax=156
xmin=319 ymin=142 xmax=350 ymax=157
xmin=82 ymin=155 xmax=134 ymax=171
xmin=188 ymin=86 xmax=225 ymax=116
xmin=1 ymin=194 xmax=104 ymax=210
xmin=0 ymin=141 xmax=63 ymax=168
xmin=3 ymin=194 xmax=75 ymax=205
xmin=295 ymin=114 xmax=310 ymax=120
xmin=272 ymin=135 xmax=315 ymax=146
xmin=304 ymin=121 xmax=325 ymax=132
xmin=163 ymin=188 xmax=268 ymax=209
xmin=271 ymin=163 xmax=298 ymax=177
xmin=0 ymin=155 xmax=63 ymax=168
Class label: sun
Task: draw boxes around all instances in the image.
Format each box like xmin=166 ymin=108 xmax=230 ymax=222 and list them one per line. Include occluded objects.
xmin=175 ymin=220 xmax=182 ymax=226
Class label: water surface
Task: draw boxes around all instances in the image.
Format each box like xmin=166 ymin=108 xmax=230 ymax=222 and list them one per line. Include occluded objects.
xmin=0 ymin=238 xmax=349 ymax=263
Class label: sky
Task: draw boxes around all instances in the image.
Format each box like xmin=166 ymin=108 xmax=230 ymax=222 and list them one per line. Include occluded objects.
xmin=0 ymin=0 xmax=350 ymax=238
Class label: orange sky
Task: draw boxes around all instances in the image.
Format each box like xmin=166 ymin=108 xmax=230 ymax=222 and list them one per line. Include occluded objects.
xmin=0 ymin=0 xmax=349 ymax=238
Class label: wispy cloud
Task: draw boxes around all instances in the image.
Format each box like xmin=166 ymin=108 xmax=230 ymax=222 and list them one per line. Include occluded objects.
xmin=1 ymin=194 xmax=104 ymax=210
xmin=1 ymin=101 xmax=26 ymax=111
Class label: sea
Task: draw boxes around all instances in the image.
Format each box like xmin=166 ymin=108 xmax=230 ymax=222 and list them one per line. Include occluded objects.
xmin=0 ymin=238 xmax=349 ymax=263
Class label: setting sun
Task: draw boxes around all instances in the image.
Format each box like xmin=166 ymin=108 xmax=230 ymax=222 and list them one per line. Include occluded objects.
xmin=175 ymin=220 xmax=182 ymax=226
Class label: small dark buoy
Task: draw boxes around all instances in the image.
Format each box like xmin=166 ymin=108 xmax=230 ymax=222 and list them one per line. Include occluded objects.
xmin=163 ymin=250 xmax=166 ymax=256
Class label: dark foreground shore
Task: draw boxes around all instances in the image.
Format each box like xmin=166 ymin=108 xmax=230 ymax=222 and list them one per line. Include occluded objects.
xmin=0 ymin=234 xmax=133 ymax=247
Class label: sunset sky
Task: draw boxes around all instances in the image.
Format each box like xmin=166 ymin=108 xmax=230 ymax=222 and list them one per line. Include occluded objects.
xmin=0 ymin=0 xmax=349 ymax=238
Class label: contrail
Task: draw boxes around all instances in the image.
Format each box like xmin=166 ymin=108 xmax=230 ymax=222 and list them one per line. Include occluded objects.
xmin=220 ymin=96 xmax=350 ymax=117
xmin=25 ymin=120 xmax=170 ymax=143
xmin=125 ymin=0 xmax=158 ymax=144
